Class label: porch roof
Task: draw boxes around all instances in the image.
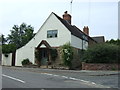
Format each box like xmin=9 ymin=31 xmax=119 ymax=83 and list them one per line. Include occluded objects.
xmin=36 ymin=40 xmax=51 ymax=49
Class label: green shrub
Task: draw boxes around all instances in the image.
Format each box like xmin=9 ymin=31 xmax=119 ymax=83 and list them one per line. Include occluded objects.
xmin=21 ymin=58 xmax=31 ymax=65
xmin=61 ymin=43 xmax=73 ymax=68
xmin=81 ymin=43 xmax=119 ymax=63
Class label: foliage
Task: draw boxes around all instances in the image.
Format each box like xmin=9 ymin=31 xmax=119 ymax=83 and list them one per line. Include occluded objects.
xmin=50 ymin=49 xmax=58 ymax=61
xmin=0 ymin=34 xmax=1 ymax=44
xmin=0 ymin=45 xmax=1 ymax=53
xmin=106 ymin=39 xmax=120 ymax=46
xmin=0 ymin=34 xmax=6 ymax=45
xmin=35 ymin=50 xmax=41 ymax=66
xmin=35 ymin=50 xmax=40 ymax=61
xmin=81 ymin=43 xmax=119 ymax=63
xmin=61 ymin=43 xmax=73 ymax=68
xmin=21 ymin=58 xmax=32 ymax=65
xmin=7 ymin=23 xmax=35 ymax=49
xmin=2 ymin=44 xmax=16 ymax=54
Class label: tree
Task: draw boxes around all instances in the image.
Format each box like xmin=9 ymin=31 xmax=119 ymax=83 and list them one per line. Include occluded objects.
xmin=0 ymin=34 xmax=6 ymax=45
xmin=7 ymin=23 xmax=35 ymax=49
xmin=0 ymin=34 xmax=1 ymax=45
xmin=2 ymin=44 xmax=16 ymax=54
xmin=106 ymin=39 xmax=120 ymax=46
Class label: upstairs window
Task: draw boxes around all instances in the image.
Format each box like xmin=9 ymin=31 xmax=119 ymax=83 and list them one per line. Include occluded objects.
xmin=47 ymin=30 xmax=58 ymax=38
xmin=82 ymin=34 xmax=88 ymax=41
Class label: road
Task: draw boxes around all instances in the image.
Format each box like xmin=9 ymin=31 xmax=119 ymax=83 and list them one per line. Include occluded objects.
xmin=2 ymin=66 xmax=119 ymax=89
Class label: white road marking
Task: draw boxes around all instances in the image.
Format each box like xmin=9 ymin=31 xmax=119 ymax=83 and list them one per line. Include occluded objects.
xmin=40 ymin=73 xmax=110 ymax=88
xmin=53 ymin=75 xmax=59 ymax=77
xmin=69 ymin=77 xmax=91 ymax=83
xmin=69 ymin=77 xmax=79 ymax=80
xmin=41 ymin=73 xmax=53 ymax=76
xmin=41 ymin=73 xmax=59 ymax=77
xmin=61 ymin=76 xmax=69 ymax=79
xmin=2 ymin=74 xmax=26 ymax=83
xmin=91 ymin=82 xmax=96 ymax=85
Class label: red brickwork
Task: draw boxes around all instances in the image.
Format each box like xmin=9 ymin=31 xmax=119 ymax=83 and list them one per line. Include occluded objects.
xmin=82 ymin=62 xmax=120 ymax=70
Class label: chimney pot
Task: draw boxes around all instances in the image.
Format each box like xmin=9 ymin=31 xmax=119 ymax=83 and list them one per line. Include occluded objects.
xmin=83 ymin=26 xmax=89 ymax=35
xmin=64 ymin=11 xmax=68 ymax=14
xmin=63 ymin=11 xmax=72 ymax=24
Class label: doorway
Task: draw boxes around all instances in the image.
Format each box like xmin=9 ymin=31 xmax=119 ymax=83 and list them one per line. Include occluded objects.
xmin=40 ymin=48 xmax=49 ymax=65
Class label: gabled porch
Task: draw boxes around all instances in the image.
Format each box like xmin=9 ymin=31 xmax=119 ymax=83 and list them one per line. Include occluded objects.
xmin=35 ymin=40 xmax=52 ymax=67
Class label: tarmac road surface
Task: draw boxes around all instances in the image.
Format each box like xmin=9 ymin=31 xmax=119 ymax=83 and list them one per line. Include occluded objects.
xmin=2 ymin=66 xmax=119 ymax=89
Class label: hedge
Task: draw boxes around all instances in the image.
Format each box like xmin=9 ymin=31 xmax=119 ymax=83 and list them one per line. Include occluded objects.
xmin=81 ymin=43 xmax=119 ymax=63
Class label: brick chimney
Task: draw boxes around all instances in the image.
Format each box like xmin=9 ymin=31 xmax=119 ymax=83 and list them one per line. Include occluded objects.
xmin=83 ymin=26 xmax=89 ymax=35
xmin=63 ymin=11 xmax=72 ymax=24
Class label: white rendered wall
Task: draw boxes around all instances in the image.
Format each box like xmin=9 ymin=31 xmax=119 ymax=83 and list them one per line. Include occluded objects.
xmin=71 ymin=35 xmax=88 ymax=50
xmin=15 ymin=46 xmax=35 ymax=66
xmin=2 ymin=53 xmax=12 ymax=66
xmin=15 ymin=13 xmax=71 ymax=66
xmin=32 ymin=13 xmax=71 ymax=48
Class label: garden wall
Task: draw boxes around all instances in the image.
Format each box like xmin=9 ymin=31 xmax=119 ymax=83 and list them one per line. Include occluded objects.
xmin=2 ymin=53 xmax=12 ymax=66
xmin=82 ymin=62 xmax=120 ymax=70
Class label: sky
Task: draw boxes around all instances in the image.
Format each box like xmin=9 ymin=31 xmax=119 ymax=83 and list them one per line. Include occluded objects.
xmin=0 ymin=0 xmax=119 ymax=41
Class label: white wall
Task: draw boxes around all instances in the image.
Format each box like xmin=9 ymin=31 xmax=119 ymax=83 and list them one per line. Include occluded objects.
xmin=32 ymin=13 xmax=71 ymax=47
xmin=71 ymin=35 xmax=88 ymax=50
xmin=15 ymin=46 xmax=35 ymax=66
xmin=15 ymin=13 xmax=71 ymax=66
xmin=2 ymin=53 xmax=12 ymax=66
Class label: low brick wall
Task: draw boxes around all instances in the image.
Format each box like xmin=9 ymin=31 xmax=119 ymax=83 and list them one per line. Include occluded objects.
xmin=82 ymin=62 xmax=120 ymax=70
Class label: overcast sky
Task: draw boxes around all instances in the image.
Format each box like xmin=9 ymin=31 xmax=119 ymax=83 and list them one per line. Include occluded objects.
xmin=0 ymin=0 xmax=119 ymax=40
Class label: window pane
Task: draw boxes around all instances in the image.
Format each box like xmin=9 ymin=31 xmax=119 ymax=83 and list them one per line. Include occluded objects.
xmin=53 ymin=30 xmax=57 ymax=34
xmin=47 ymin=31 xmax=52 ymax=34
xmin=47 ymin=30 xmax=58 ymax=38
xmin=82 ymin=35 xmax=88 ymax=41
xmin=55 ymin=33 xmax=57 ymax=37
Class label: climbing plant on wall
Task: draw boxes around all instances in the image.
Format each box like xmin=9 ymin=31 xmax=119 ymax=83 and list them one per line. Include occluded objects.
xmin=35 ymin=49 xmax=41 ymax=66
xmin=61 ymin=43 xmax=73 ymax=69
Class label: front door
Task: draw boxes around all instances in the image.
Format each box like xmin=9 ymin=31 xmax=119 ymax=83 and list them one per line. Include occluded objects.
xmin=40 ymin=49 xmax=48 ymax=65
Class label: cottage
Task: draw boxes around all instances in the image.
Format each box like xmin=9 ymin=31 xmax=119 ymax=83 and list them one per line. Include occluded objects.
xmin=2 ymin=11 xmax=98 ymax=67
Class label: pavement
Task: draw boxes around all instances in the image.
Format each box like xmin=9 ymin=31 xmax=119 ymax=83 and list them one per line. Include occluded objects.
xmin=2 ymin=66 xmax=120 ymax=89
xmin=4 ymin=66 xmax=119 ymax=76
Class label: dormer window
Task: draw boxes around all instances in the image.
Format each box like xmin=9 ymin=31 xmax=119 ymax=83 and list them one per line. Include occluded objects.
xmin=47 ymin=30 xmax=58 ymax=38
